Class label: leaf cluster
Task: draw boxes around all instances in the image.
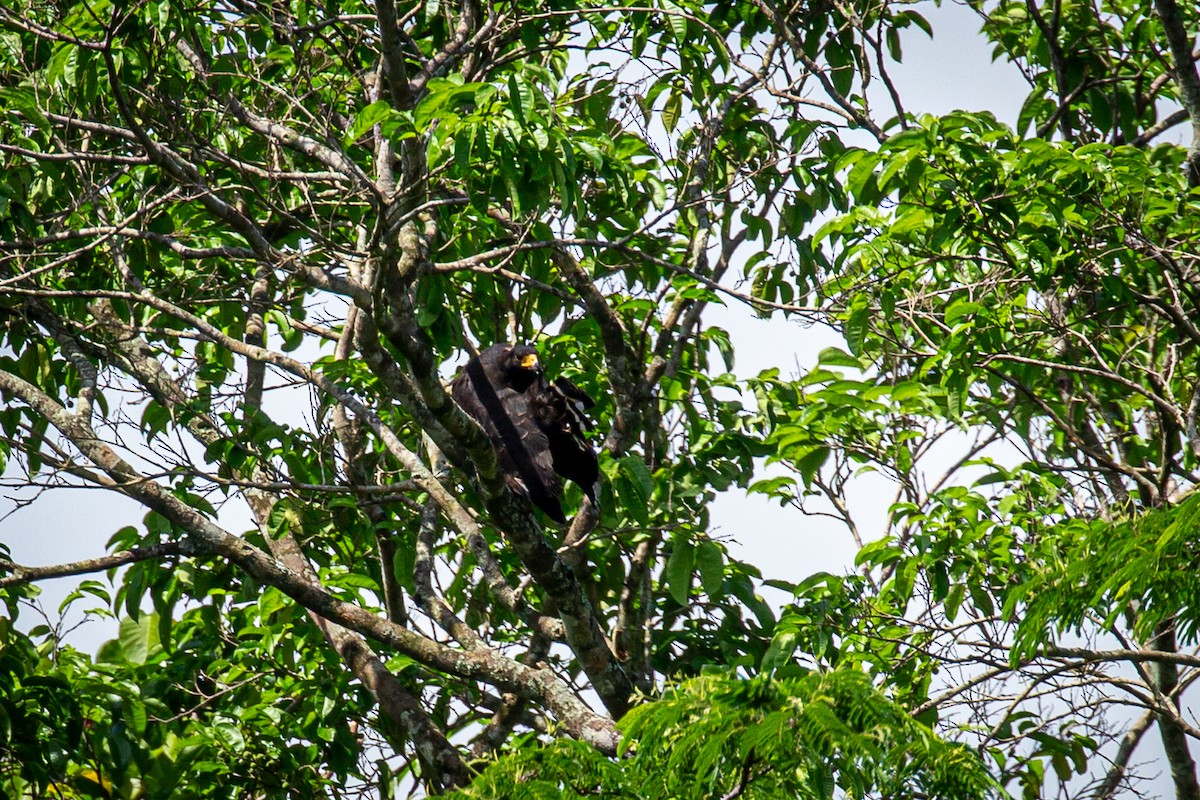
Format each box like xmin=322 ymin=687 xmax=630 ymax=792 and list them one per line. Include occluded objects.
xmin=451 ymin=672 xmax=995 ymax=800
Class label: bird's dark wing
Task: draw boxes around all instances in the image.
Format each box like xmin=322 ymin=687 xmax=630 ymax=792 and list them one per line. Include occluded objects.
xmin=451 ymin=347 xmax=565 ymax=522
xmin=552 ymin=377 xmax=596 ymax=430
xmin=533 ymin=377 xmax=600 ymax=504
xmin=495 ymin=382 xmax=563 ymax=522
xmin=548 ymin=431 xmax=600 ymax=504
xmin=552 ymin=376 xmax=595 ymax=408
xmin=450 ymin=367 xmax=494 ymax=437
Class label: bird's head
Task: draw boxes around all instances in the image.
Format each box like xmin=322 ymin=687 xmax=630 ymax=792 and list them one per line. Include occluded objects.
xmin=507 ymin=344 xmax=541 ymax=374
xmin=498 ymin=344 xmax=543 ymax=392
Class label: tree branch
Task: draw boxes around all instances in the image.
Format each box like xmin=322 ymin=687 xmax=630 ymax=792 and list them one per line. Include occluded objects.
xmin=0 ymin=366 xmax=621 ymax=754
xmin=375 ymin=222 xmax=634 ymax=717
xmin=1153 ymin=0 xmax=1200 ymax=185
xmin=0 ymin=544 xmax=190 ymax=589
xmin=1149 ymin=623 xmax=1200 ymax=800
xmin=1091 ymin=709 xmax=1156 ymax=800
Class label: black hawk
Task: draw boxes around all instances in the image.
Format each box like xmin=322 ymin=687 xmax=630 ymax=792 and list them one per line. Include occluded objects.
xmin=450 ymin=343 xmax=599 ymax=522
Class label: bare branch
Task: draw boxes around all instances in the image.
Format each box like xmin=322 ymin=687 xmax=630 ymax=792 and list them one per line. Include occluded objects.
xmin=0 ymin=543 xmax=190 ymax=589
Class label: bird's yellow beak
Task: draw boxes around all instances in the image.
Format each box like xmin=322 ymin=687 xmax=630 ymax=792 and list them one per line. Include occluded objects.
xmin=519 ymin=353 xmax=539 ymax=370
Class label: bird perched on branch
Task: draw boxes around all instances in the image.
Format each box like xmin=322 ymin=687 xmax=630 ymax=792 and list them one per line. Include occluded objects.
xmin=450 ymin=343 xmax=600 ymax=523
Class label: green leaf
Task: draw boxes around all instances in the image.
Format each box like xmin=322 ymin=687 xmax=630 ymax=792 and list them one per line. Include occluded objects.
xmin=213 ymin=721 xmax=246 ymax=753
xmin=885 ymin=26 xmax=902 ymax=61
xmin=817 ymin=347 xmax=862 ymax=369
xmin=798 ymin=446 xmax=829 ymax=488
xmin=891 ymin=206 xmax=930 ymax=235
xmin=117 ymin=613 xmax=162 ymax=665
xmin=0 ymin=88 xmax=51 ymax=133
xmin=346 ymin=100 xmax=393 ymax=144
xmin=618 ymin=456 xmax=653 ymax=511
xmin=46 ymin=45 xmax=77 ymax=88
xmin=508 ymin=73 xmax=528 ymax=124
xmin=666 ymin=535 xmax=695 ymax=606
xmin=661 ymin=0 xmax=689 ymax=43
xmin=946 ymin=389 xmax=963 ymax=420
xmin=761 ymin=628 xmax=799 ymax=673
xmin=944 ymin=299 xmax=982 ymax=326
xmin=663 ymin=89 xmax=682 ymax=133
xmin=844 ymin=304 xmax=868 ymax=356
xmin=696 ymin=540 xmax=724 ymax=595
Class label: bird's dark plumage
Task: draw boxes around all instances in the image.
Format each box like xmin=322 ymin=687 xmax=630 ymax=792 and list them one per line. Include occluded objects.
xmin=533 ymin=376 xmax=600 ymax=505
xmin=450 ymin=344 xmax=599 ymax=522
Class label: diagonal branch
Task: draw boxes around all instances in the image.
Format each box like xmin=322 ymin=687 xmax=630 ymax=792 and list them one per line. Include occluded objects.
xmin=376 ymin=223 xmax=635 ymax=717
xmin=0 ymin=367 xmax=620 ymax=753
xmin=172 ymin=38 xmax=378 ymax=198
xmin=54 ymin=294 xmax=510 ymax=788
xmin=552 ymin=250 xmax=647 ymax=455
xmin=1092 ymin=709 xmax=1156 ymax=800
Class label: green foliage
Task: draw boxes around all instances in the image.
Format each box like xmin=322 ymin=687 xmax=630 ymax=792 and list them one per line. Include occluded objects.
xmin=0 ymin=592 xmax=367 ymax=799
xmin=1011 ymin=492 xmax=1200 ymax=654
xmin=451 ymin=673 xmax=994 ymax=800
xmin=3 ymin=0 xmax=1200 ymax=795
xmin=0 ymin=620 xmax=85 ymax=798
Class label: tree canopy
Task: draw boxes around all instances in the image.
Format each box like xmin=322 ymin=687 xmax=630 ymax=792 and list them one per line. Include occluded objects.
xmin=2 ymin=0 xmax=1200 ymax=797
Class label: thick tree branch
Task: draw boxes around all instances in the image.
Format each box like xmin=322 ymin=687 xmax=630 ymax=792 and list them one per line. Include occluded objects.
xmin=470 ymin=630 xmax=552 ymax=758
xmin=414 ymin=498 xmax=489 ymax=649
xmin=0 ymin=367 xmax=620 ymax=754
xmin=409 ymin=0 xmax=494 ymax=97
xmin=552 ymin=249 xmax=647 ymax=456
xmin=375 ymin=0 xmax=415 ymax=110
xmin=1044 ymin=644 xmax=1200 ymax=670
xmin=1149 ymin=623 xmax=1200 ymax=800
xmin=348 ymin=310 xmax=474 ymax=467
xmin=1132 ymin=108 xmax=1191 ymax=146
xmin=375 ymin=222 xmax=634 ymax=716
xmin=260 ymin=521 xmax=474 ymax=792
xmin=85 ymin=293 xmax=471 ymax=789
